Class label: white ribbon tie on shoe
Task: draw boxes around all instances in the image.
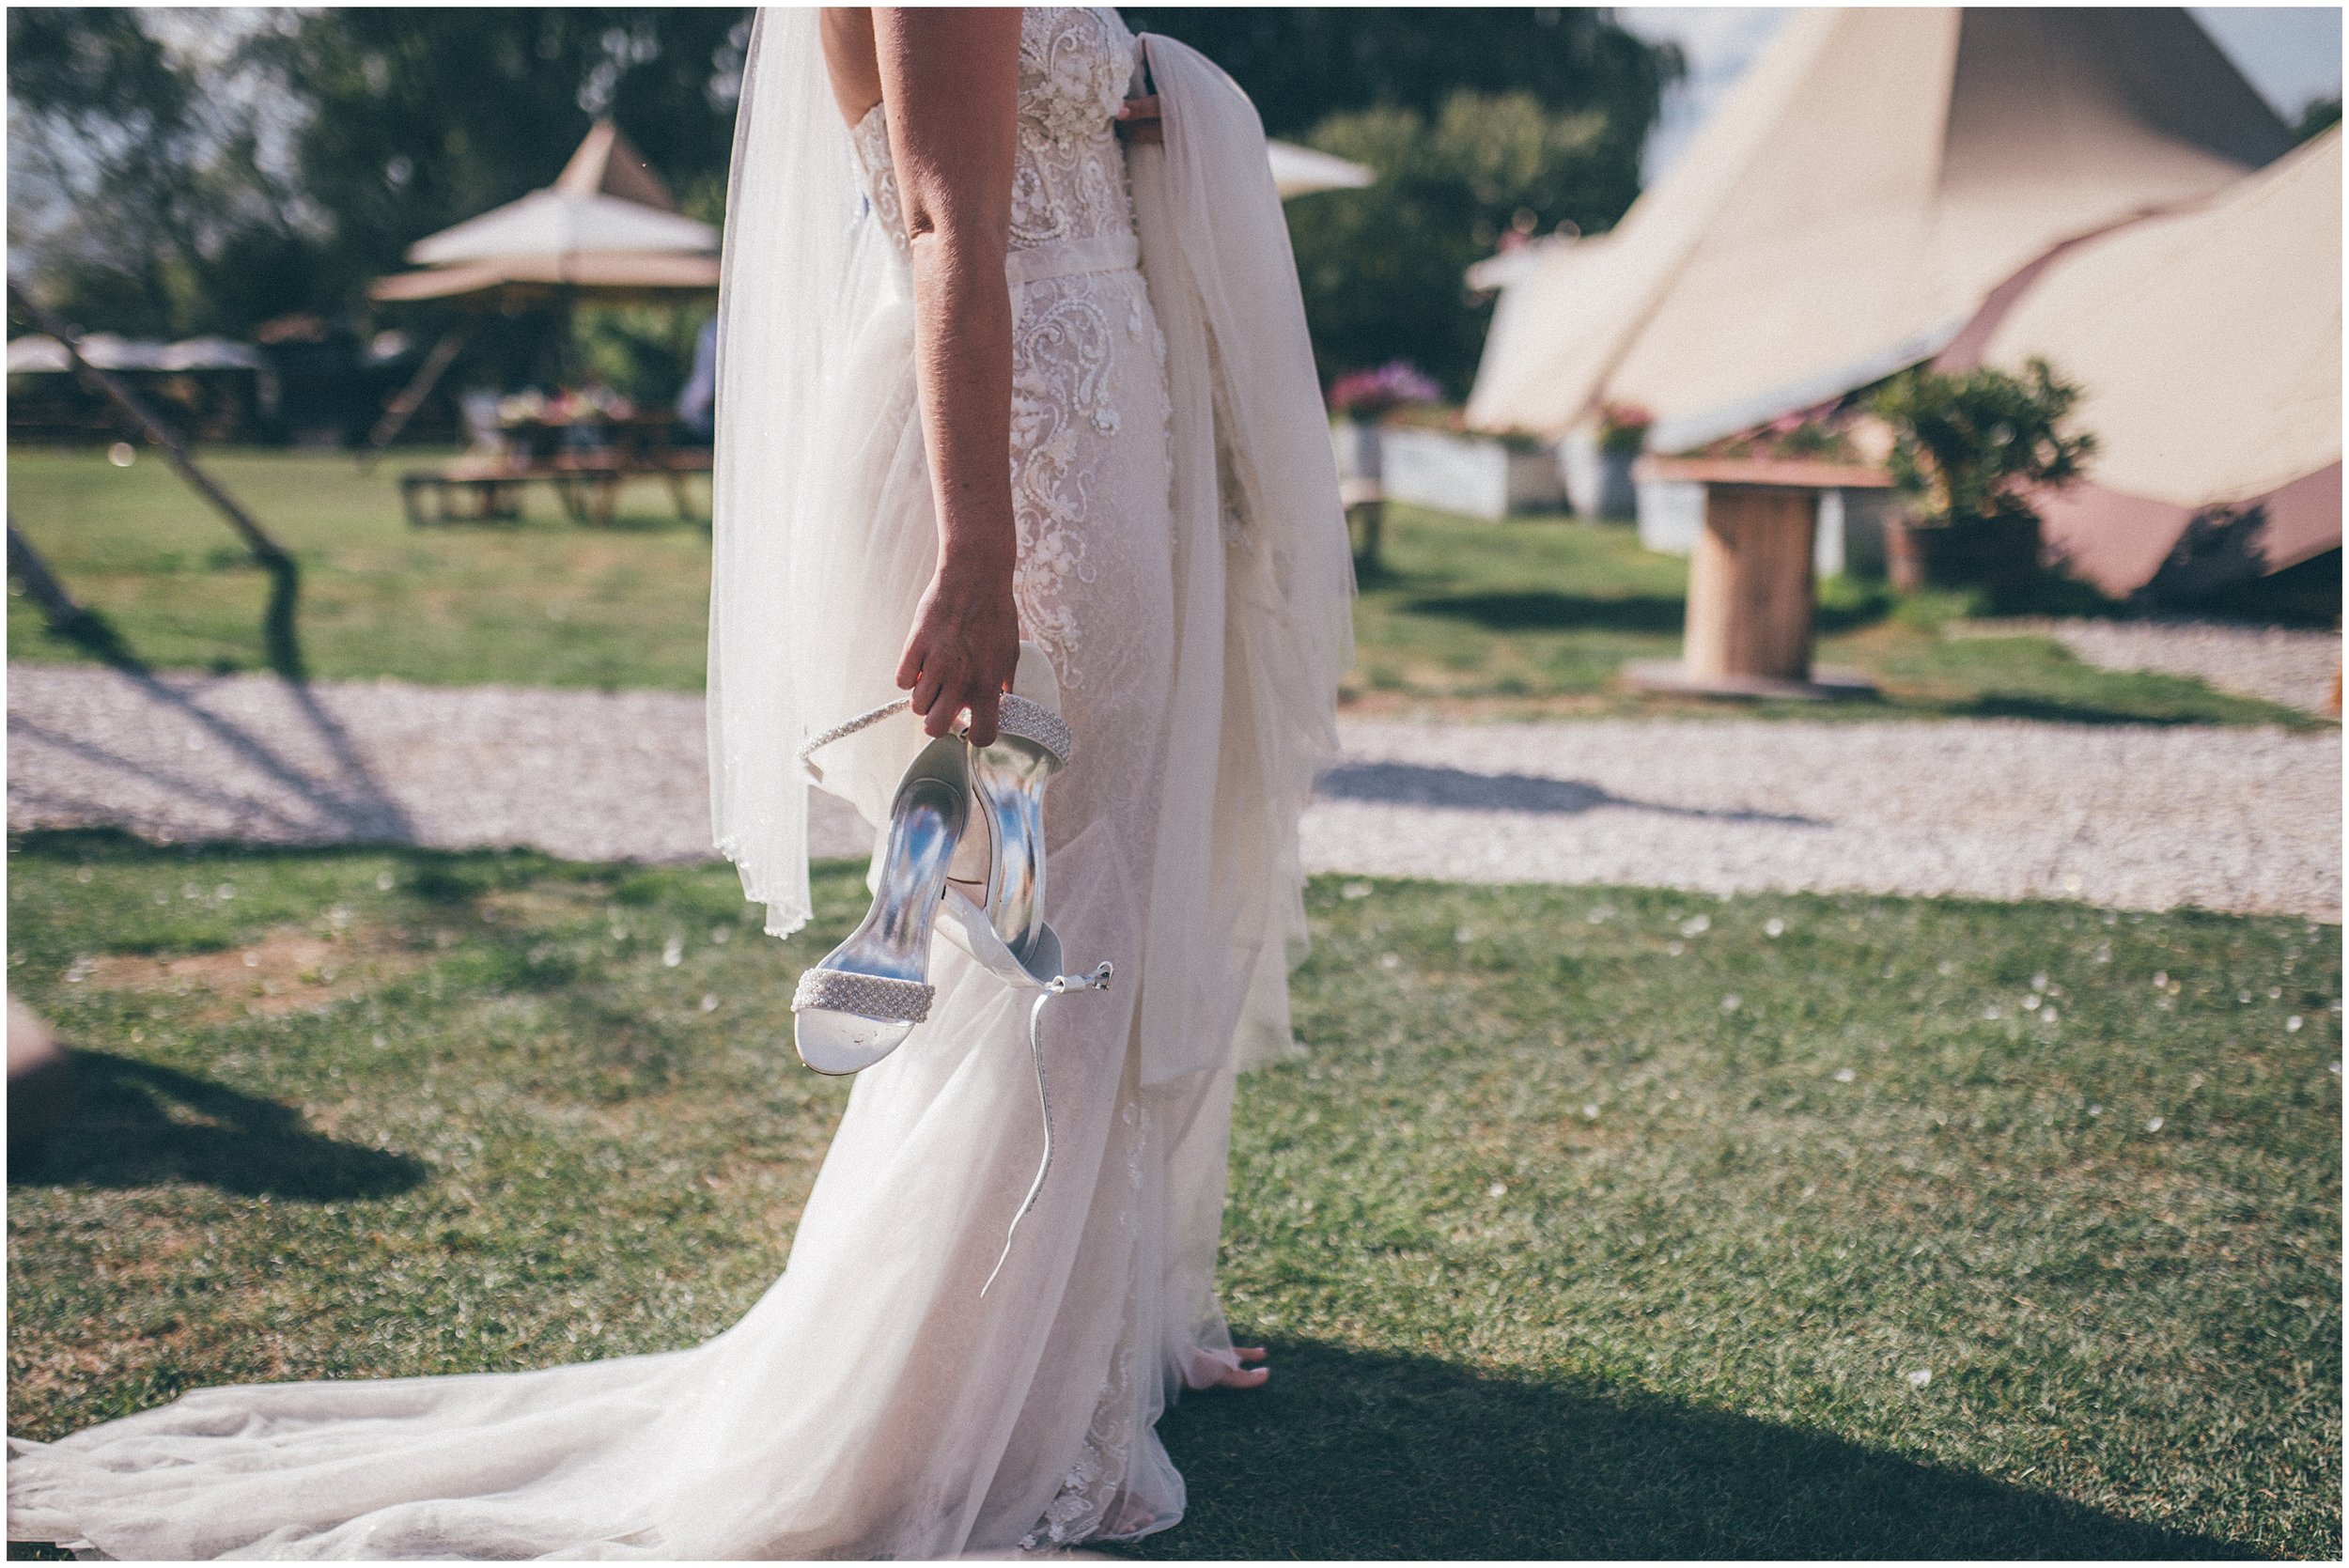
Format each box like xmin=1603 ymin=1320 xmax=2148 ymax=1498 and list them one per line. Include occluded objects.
xmin=985 ymin=956 xmax=1113 ymax=1296
xmin=798 ymin=698 xmax=1112 ymax=1296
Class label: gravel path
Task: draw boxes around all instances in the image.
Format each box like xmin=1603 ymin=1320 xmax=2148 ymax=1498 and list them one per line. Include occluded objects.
xmin=1315 ymin=719 xmax=2338 ymax=920
xmin=1954 ymin=618 xmax=2341 ymax=715
xmin=10 ymin=663 xmax=2339 ymax=920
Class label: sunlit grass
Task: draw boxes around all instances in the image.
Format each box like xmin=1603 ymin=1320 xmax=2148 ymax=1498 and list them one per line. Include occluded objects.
xmin=8 ymin=833 xmax=2337 ymax=1557
xmin=7 ymin=445 xmax=712 ymax=690
xmin=1348 ymin=505 xmax=2323 ymax=727
xmin=8 ymin=446 xmax=2319 ymax=726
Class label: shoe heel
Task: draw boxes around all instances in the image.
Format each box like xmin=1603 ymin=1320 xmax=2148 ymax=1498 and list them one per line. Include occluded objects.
xmin=957 ymin=644 xmax=1073 ymax=975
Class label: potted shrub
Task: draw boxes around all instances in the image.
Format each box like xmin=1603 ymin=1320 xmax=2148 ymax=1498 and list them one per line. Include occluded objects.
xmin=1869 ymin=357 xmax=2096 ymax=605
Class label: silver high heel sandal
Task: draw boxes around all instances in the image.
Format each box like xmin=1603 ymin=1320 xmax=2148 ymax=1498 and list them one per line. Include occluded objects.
xmin=794 ymin=644 xmax=1112 ymax=1294
xmin=789 ymin=730 xmax=971 ymax=1076
xmin=941 ymin=644 xmax=1076 ymax=986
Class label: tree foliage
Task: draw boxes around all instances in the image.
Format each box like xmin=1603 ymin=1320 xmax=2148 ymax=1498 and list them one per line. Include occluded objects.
xmin=1128 ymin=7 xmax=1675 ymax=396
xmin=1286 ymin=91 xmax=1620 ymax=396
xmin=238 ymin=8 xmax=749 ymax=312
xmin=1121 ymin=6 xmax=1673 ymax=157
xmin=8 ymin=6 xmax=1672 ymax=405
xmin=7 ymin=8 xmax=310 ymax=337
xmin=8 ymin=8 xmax=750 ymax=341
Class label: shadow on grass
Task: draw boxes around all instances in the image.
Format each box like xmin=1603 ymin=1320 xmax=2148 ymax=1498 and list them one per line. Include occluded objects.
xmin=1399 ymin=590 xmax=1686 ymax=635
xmin=1139 ymin=1340 xmax=2242 ymax=1560
xmin=29 ymin=602 xmax=148 ymax=673
xmin=7 ymin=1048 xmax=427 ymax=1201
xmin=1946 ymin=693 xmax=2254 ymax=727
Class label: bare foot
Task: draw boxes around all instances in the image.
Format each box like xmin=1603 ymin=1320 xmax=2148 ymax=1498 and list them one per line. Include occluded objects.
xmin=1194 ymin=1345 xmax=1269 ymax=1390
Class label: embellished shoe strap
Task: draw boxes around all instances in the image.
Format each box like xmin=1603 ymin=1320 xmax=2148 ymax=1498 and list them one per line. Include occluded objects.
xmin=994 ymin=692 xmax=1074 ymax=768
xmin=981 ymin=959 xmax=1114 ymax=1297
xmin=798 ymin=692 xmax=1072 ymax=784
xmin=797 ymin=698 xmax=910 ymax=784
xmin=792 ymin=966 xmax=934 ymax=1023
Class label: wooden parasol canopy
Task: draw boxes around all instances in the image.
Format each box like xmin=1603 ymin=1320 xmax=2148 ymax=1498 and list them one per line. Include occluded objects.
xmin=362 ymin=121 xmax=717 ymax=460
xmin=367 ymin=120 xmax=719 ymax=308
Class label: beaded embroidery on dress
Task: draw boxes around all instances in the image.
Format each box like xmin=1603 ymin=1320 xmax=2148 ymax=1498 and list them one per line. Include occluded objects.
xmin=8 ymin=8 xmax=1268 ymax=1560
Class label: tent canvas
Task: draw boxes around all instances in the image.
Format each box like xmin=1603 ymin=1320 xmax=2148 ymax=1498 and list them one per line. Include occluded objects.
xmin=1947 ymin=129 xmax=2341 ymax=595
xmin=1465 ymin=8 xmax=2293 ymax=451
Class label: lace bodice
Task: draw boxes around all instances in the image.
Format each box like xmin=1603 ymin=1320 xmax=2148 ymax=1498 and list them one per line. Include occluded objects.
xmin=848 ymin=7 xmax=1139 ymax=259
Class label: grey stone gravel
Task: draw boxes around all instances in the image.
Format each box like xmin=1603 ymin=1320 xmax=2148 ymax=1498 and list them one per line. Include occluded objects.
xmin=5 ymin=664 xmax=872 ymax=867
xmin=1954 ymin=617 xmax=2341 ymax=714
xmin=1312 ymin=718 xmax=2340 ymax=921
xmin=9 ymin=663 xmax=2340 ymax=920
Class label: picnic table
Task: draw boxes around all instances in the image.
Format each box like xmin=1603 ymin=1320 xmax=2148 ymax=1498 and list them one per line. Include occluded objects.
xmin=400 ymin=409 xmax=711 ymax=527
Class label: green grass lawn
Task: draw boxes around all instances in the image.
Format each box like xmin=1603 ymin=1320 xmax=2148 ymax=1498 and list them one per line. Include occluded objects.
xmin=1350 ymin=505 xmax=2321 ymax=727
xmin=7 ymin=445 xmax=714 ymax=691
xmin=8 ymin=445 xmax=2320 ymax=727
xmin=9 ymin=832 xmax=2338 ymax=1557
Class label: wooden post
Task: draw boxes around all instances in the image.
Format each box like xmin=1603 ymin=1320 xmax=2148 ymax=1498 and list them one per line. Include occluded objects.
xmin=1625 ymin=456 xmax=1888 ymax=700
xmin=1685 ymin=484 xmax=1818 ymax=682
xmin=359 ymin=320 xmax=474 ymax=471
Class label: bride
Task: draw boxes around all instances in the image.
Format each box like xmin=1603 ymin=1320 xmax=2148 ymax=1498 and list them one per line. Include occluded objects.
xmin=8 ymin=7 xmax=1351 ymax=1558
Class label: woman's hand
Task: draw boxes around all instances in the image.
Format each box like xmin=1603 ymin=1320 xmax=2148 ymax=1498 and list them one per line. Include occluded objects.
xmin=896 ymin=566 xmax=1019 ymax=746
xmin=1113 ymin=94 xmax=1163 ymax=145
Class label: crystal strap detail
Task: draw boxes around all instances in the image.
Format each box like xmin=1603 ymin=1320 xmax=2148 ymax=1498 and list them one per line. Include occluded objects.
xmin=996 ymin=692 xmax=1074 ymax=768
xmin=791 ymin=966 xmax=934 ymax=1024
xmin=796 ymin=698 xmax=910 ymax=781
xmin=798 ymin=691 xmax=1071 ymax=779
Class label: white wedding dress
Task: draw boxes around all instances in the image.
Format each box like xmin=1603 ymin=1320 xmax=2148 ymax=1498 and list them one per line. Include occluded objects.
xmin=8 ymin=9 xmax=1352 ymax=1559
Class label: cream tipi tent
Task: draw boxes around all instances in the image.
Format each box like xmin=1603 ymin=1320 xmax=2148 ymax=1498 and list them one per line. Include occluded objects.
xmin=1944 ymin=128 xmax=2341 ymax=596
xmin=1465 ymin=8 xmax=2294 ymax=452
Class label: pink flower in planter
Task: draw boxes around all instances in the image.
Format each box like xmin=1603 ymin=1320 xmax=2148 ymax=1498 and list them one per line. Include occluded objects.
xmin=1328 ymin=361 xmax=1445 ymax=419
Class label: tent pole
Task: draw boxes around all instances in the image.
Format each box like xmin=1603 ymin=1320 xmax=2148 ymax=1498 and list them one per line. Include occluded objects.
xmin=359 ymin=319 xmax=476 ymax=472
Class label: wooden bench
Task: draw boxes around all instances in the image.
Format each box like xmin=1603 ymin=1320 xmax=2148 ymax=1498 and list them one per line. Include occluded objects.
xmin=399 ymin=458 xmax=539 ymax=526
xmin=401 ymin=415 xmax=712 ymax=527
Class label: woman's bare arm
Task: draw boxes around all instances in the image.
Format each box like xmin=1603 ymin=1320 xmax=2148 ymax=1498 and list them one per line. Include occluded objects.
xmin=818 ymin=8 xmax=882 ymax=126
xmin=873 ymin=8 xmax=1023 ymax=747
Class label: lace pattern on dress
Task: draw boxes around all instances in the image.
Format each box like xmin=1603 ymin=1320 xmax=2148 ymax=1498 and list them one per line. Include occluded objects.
xmin=847 ymin=7 xmax=1160 ymax=695
xmin=1020 ymin=1094 xmax=1153 ymax=1551
xmin=1010 ymin=8 xmax=1137 ymax=248
xmin=845 ymin=27 xmax=1183 ymax=1535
